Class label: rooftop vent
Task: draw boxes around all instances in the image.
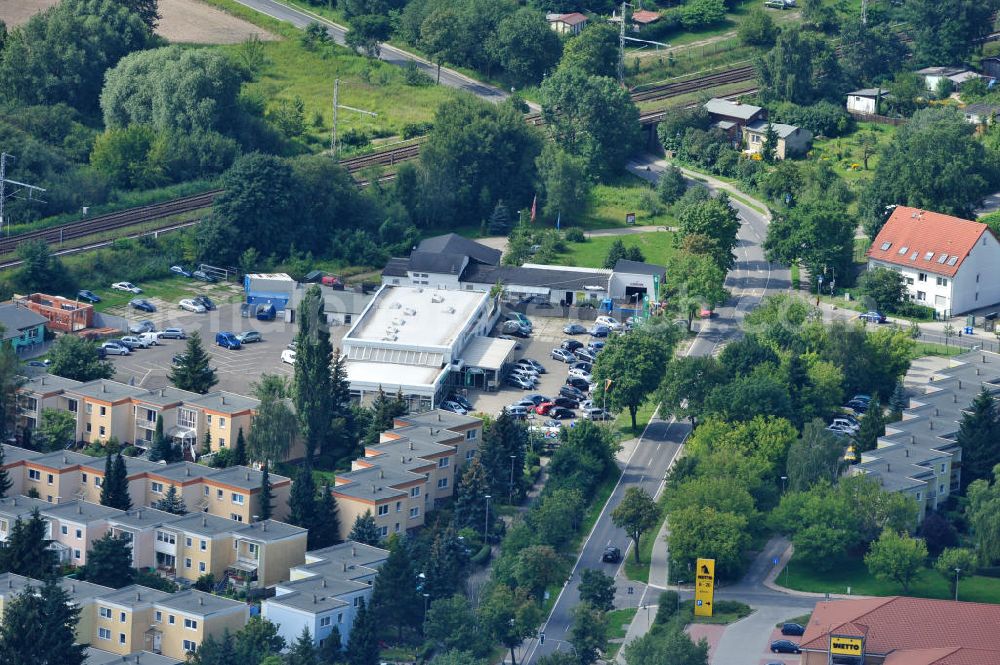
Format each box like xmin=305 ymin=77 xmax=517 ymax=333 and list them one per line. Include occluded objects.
xmin=442 ymin=306 xmax=455 ymax=314
xmin=431 ymin=293 xmax=444 ymax=303
xmin=389 ymin=302 xmax=402 ymax=309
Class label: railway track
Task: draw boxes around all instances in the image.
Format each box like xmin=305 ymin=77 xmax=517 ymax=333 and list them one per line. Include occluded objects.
xmin=629 ymin=65 xmax=756 ymax=103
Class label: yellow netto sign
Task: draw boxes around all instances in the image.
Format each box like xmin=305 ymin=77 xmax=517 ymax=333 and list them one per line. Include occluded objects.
xmin=830 ymin=635 xmax=864 ymax=656
xmin=693 ymin=558 xmax=715 ymax=617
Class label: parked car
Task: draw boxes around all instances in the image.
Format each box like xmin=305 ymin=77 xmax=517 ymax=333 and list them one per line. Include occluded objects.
xmin=568 ymin=367 xmax=592 ymax=381
xmin=846 ymin=399 xmax=869 ymax=414
xmin=501 ymin=320 xmax=531 ymax=338
xmin=138 ymin=332 xmax=160 ymax=347
xmin=508 ymin=313 xmax=532 ymax=330
xmin=780 ymin=623 xmax=805 ymax=636
xmin=510 ymin=372 xmax=538 ymax=387
xmin=831 ymin=417 xmax=860 ymax=432
xmin=573 ymin=348 xmax=596 ymax=363
xmin=449 ymin=394 xmax=474 ymax=411
xmin=565 ymin=376 xmax=591 ymax=392
xmin=236 ymin=331 xmax=262 ymax=344
xmin=101 ymin=341 xmax=130 ymax=356
xmin=560 ymin=385 xmax=586 ymax=401
xmin=588 ymin=341 xmax=606 ymax=353
xmin=170 ymin=265 xmax=193 ymax=278
xmin=549 ymin=407 xmax=575 ymax=420
xmin=551 ymin=348 xmax=576 ymax=363
xmin=851 ymin=394 xmax=873 ymax=404
xmin=256 ymin=304 xmax=277 ymax=321
xmin=553 ymin=396 xmax=580 ymax=410
xmin=571 ymin=361 xmax=593 ymax=373
xmin=770 ymin=640 xmax=801 ymax=654
xmin=129 ymin=298 xmax=155 ymax=313
xmin=511 ymin=368 xmax=539 ymax=383
xmin=595 ymin=315 xmax=622 ymax=330
xmin=563 ymin=323 xmax=587 ymax=335
xmin=589 ymin=325 xmax=610 ymax=338
xmin=585 ymin=408 xmax=612 ymax=421
xmin=602 ymin=544 xmax=621 ymax=563
xmin=441 ymin=400 xmax=468 ymax=415
xmin=159 ymin=327 xmax=186 ymax=339
xmin=524 ymin=394 xmax=549 ymax=406
xmin=119 ymin=336 xmax=147 ymax=350
xmin=179 ymin=298 xmax=206 ymax=313
xmin=129 ymin=320 xmax=155 ymax=334
xmin=193 ymin=295 xmax=215 ymax=311
xmin=859 ymin=310 xmax=887 ymax=324
xmin=535 ymin=402 xmax=556 ymax=415
xmin=561 ymin=339 xmax=584 ymax=352
xmin=506 ymin=375 xmax=534 ymax=390
xmin=280 ymin=349 xmax=296 ymax=365
xmin=26 ymin=359 xmax=51 ymax=368
xmin=517 ymin=359 xmax=546 ymax=374
xmin=510 ymin=399 xmax=536 ymax=409
xmin=826 ymin=424 xmax=854 ymax=437
xmin=77 ymin=289 xmax=101 ymax=303
xmin=764 ymin=0 xmax=796 ymax=9
xmin=215 ymin=332 xmax=241 ymax=350
xmin=112 ymin=281 xmax=142 ymax=294
xmin=505 ymin=406 xmax=528 ymax=420
xmin=193 ymin=270 xmax=217 ymax=283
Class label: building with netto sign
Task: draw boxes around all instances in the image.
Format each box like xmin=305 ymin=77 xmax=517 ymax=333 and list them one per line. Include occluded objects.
xmin=799 ymin=596 xmax=1000 ymax=664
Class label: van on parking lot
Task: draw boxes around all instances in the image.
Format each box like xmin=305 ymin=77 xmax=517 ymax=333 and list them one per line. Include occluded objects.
xmin=215 ymin=332 xmax=241 ymax=350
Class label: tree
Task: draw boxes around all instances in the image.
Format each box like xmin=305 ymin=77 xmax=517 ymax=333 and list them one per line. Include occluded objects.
xmin=857 ymin=130 xmax=878 ymax=170
xmin=233 ymin=617 xmax=285 ymax=665
xmin=764 ymin=199 xmax=854 ymax=291
xmin=957 ymin=389 xmax=1000 ymax=490
xmin=191 ymin=631 xmax=238 ymax=665
xmin=838 ymin=23 xmax=907 ymax=88
xmin=888 ymin=381 xmax=908 ymax=419
xmin=541 ymin=66 xmax=640 ymax=179
xmin=676 ymin=195 xmax=741 ymax=271
xmin=738 ymin=7 xmax=777 ymax=47
xmin=918 ymin=512 xmax=959 ymax=557
xmin=453 ymin=457 xmax=491 ymax=531
xmin=478 ymin=410 xmax=529 ymax=501
xmin=288 ymin=463 xmax=319 ymax=540
xmin=864 ymin=529 xmax=928 ymax=594
xmin=967 ymin=466 xmax=1000 ymax=564
xmin=761 ymin=122 xmax=779 ymax=163
xmin=855 ymin=398 xmax=885 ymax=453
xmin=247 ymin=391 xmax=298 ymax=464
xmin=294 ymin=285 xmax=334 ymax=460
xmin=423 ymin=525 xmax=467 ymax=601
xmin=603 ymin=238 xmax=628 ymax=270
xmin=14 ymin=240 xmax=73 ymax=295
xmin=612 ymin=487 xmax=661 ymax=564
xmin=106 ymin=452 xmax=132 ymax=510
xmin=559 ymin=23 xmax=617 ymax=78
xmin=169 ymin=332 xmax=218 ymax=394
xmin=658 ymin=356 xmax=727 ymax=424
xmin=786 ymin=420 xmax=841 ymax=491
xmin=287 ymin=628 xmax=319 ymax=665
xmin=0 ymin=577 xmax=85 ymax=665
xmin=513 ymin=545 xmax=563 ymax=597
xmin=420 ymin=8 xmax=464 ymax=83
xmin=425 ymin=595 xmax=489 ymax=656
xmin=657 ymin=166 xmax=687 ymax=204
xmin=578 ymin=568 xmax=615 ymax=612
xmin=153 ymin=484 xmax=187 ymax=514
xmin=935 ymin=547 xmax=977 ymax=599
xmin=0 ymin=509 xmax=55 ymax=578
xmin=99 ymin=454 xmax=115 ymax=507
xmin=487 ymin=200 xmax=513 ymax=235
xmin=861 ymin=107 xmax=991 ymax=236
xmin=345 ymin=598 xmax=378 ymax=665
xmin=318 ymin=625 xmax=342 ymax=665
xmin=663 ymin=252 xmax=728 ymax=331
xmin=259 ymin=463 xmax=274 ymax=521
xmin=48 ymin=336 xmax=114 ymax=382
xmin=623 ymin=624 xmax=709 ymax=665
xmin=488 ymin=8 xmax=562 ymax=87
xmin=478 ymin=584 xmax=541 ymax=665
xmin=149 ymin=414 xmax=179 ymax=463
xmin=311 ymin=484 xmax=342 ymax=549
xmin=81 ymin=534 xmax=134 ymax=588
xmin=35 ymin=408 xmax=77 ymax=452
xmin=530 ymin=487 xmax=585 ymax=549
xmin=233 ymin=427 xmax=248 ymax=466
xmin=349 ymin=510 xmax=381 ymax=546
xmin=569 ymin=604 xmax=607 ymax=665
xmin=536 ymin=143 xmax=590 ymax=222
xmin=668 ymin=505 xmax=749 ymax=579
xmin=592 ymin=329 xmax=677 ymax=430
xmin=0 ymin=445 xmax=10 ymax=498
xmin=346 ymin=14 xmax=391 ymax=57
xmin=754 ymin=29 xmax=843 ymax=105
xmin=371 ymin=536 xmax=423 ymax=639
xmin=904 ymin=0 xmax=999 ymax=66
xmin=858 ymin=268 xmax=907 ymax=313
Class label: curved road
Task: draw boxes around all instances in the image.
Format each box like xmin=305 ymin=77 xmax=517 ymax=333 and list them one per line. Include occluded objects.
xmin=521 ymin=155 xmax=791 ymax=663
xmin=230 ymin=0 xmax=510 ymax=103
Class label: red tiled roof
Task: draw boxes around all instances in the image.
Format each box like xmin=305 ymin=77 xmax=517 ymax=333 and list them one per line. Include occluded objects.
xmin=554 ymin=12 xmax=588 ymax=25
xmin=801 ymin=597 xmax=1000 ymax=657
xmin=631 ymin=10 xmax=661 ymax=23
xmin=866 ymin=206 xmax=988 ymax=278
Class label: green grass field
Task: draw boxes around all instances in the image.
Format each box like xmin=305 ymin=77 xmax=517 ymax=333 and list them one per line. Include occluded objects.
xmin=573 ymin=175 xmax=678 ymax=231
xmin=623 ymin=518 xmax=660 ymax=584
xmin=678 ymin=599 xmax=753 ymax=624
xmin=810 ymin=122 xmax=900 ymax=185
xmin=555 ymin=232 xmax=676 ymax=271
xmin=781 ymin=556 xmax=1000 ymax=604
xmin=604 ymin=607 xmax=639 ymax=659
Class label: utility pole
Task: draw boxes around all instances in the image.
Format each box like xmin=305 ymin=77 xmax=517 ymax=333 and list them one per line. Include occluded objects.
xmin=331 ymin=79 xmax=378 ymax=157
xmin=618 ymin=1 xmax=628 ymax=85
xmin=861 ymin=0 xmax=868 ymax=25
xmin=0 ymin=153 xmax=46 ymax=236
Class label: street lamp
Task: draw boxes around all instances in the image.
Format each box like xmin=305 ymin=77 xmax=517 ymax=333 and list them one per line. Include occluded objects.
xmin=423 ymin=592 xmax=431 ymax=621
xmin=780 ymin=476 xmax=788 ymax=494
xmin=484 ymin=495 xmax=492 ymax=543
xmin=509 ymin=455 xmax=516 ymax=505
xmin=955 ymin=568 xmax=962 ymax=601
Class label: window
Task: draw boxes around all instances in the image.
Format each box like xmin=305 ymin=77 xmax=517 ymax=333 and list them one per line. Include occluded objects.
xmin=200 ymin=539 xmax=207 ymax=551
xmin=74 ymin=549 xmax=81 ymax=560
xmin=184 ymin=558 xmax=192 ymax=569
xmin=98 ymin=426 xmax=105 ymax=437
xmin=168 ymin=615 xmax=175 ymax=625
xmin=396 ymin=501 xmax=402 ymax=512
xmin=95 ymin=477 xmax=102 ymax=488
xmin=977 ymin=273 xmax=981 ymax=283
xmin=185 ymin=618 xmax=198 ymax=630
xmin=905 ymin=277 xmax=914 ymax=285
xmin=98 ymin=628 xmax=111 ymax=641
xmin=183 ymin=640 xmax=197 ymax=653
xmin=353 ymin=596 xmax=361 ymax=607
xmin=75 ymin=529 xmax=82 ymax=539
xmin=917 ymin=291 xmax=926 ymax=301
xmin=47 ymin=474 xmax=53 ymax=485
xmin=940 ymin=484 xmax=945 ymax=493
xmin=218 ymin=438 xmax=225 ymax=448
xmin=231 ymin=513 xmax=243 ymax=522
xmin=99 ymin=406 xmax=106 ymax=416
xmin=936 ymin=277 xmax=948 ymax=286
xmin=320 ymin=616 xmax=331 ymax=627
xmin=338 ymin=613 xmax=343 ymax=624
xmin=120 ymin=612 xmax=126 ymax=623
xmin=438 ymin=478 xmax=448 ymax=489
xmin=185 ymin=537 xmax=192 ymax=547
xmin=100 ymin=607 xmax=112 ymax=619
xmin=151 ymin=482 xmax=164 ymax=494
xmin=204 ymin=486 xmax=210 ymax=496
xmin=178 ymin=408 xmax=197 ymax=429
xmin=947 ymin=256 xmax=958 ymax=266
xmin=231 ymin=493 xmax=244 ymax=505
xmin=206 ymin=415 xmax=212 ymax=426
xmin=918 ymin=272 xmax=927 ymax=282
xmin=409 ymin=507 xmax=420 ymax=519
xmin=937 ymin=254 xmax=948 ymax=264
xmin=67 ymin=399 xmax=77 ymax=413
xmin=941 ymin=463 xmax=946 ymax=473
xmin=916 ymin=492 xmax=922 ymax=501
xmin=28 ymin=469 xmax=40 ymax=481
xmin=880 ymin=241 xmax=892 ymax=251
xmin=438 ymin=457 xmax=449 ymax=468
xmin=751 ymin=134 xmax=760 ymax=143
xmin=219 ymin=418 xmax=226 ymax=428
xmin=248 ymin=543 xmax=258 ymax=555
xmin=86 ymin=403 xmax=93 ymax=415
xmin=410 ymin=486 xmax=420 ymax=498
xmin=466 ymin=430 xmax=476 ymax=440
xmin=216 ymin=489 xmax=223 ymax=500
xmin=82 ymin=473 xmax=87 ymax=484
xmin=86 ymin=423 xmax=92 ymax=434
xmin=378 ymin=504 xmax=389 ymax=516
xmin=156 ymin=531 xmax=175 ymax=544
xmin=897 ymin=245 xmax=908 ymax=255
xmin=155 ymin=611 xmax=162 ymax=623
xmin=924 ymin=252 xmax=934 ymax=261
xmin=395 ymin=522 xmax=400 ymax=532
xmin=378 ymin=526 xmax=388 ymax=537
xmin=61 ymin=525 xmax=68 ymax=535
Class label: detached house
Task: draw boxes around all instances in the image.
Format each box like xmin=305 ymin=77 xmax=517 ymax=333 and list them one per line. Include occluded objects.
xmin=546 ymin=12 xmax=588 ymax=35
xmin=743 ymin=121 xmax=813 ymax=159
xmin=866 ymin=206 xmax=1000 ymax=317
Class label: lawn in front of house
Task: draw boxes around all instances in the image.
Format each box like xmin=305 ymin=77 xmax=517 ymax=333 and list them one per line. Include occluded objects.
xmin=561 ymin=174 xmax=678 ymax=232
xmin=555 ymin=232 xmax=676 ymax=271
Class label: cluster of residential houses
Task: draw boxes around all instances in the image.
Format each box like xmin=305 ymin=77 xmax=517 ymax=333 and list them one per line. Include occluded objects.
xmin=0 ymin=402 xmax=486 ymax=663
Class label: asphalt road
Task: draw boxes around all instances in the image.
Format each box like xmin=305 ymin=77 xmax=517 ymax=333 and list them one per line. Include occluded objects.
xmin=522 ymin=160 xmax=790 ymax=663
xmin=230 ymin=0 xmax=509 ymax=103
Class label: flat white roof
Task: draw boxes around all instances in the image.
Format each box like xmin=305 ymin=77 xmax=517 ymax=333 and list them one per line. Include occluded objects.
xmin=345 ymin=361 xmax=447 ymax=393
xmin=461 ymin=336 xmax=515 ymax=371
xmin=246 ymin=273 xmax=294 ymax=281
xmin=345 ymin=286 xmax=487 ymax=350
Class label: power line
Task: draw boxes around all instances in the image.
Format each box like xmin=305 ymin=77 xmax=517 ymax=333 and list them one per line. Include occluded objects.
xmin=0 ymin=152 xmax=46 ymax=236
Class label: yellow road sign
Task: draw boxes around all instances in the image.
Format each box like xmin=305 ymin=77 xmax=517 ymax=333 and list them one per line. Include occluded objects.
xmin=830 ymin=636 xmax=864 ymax=656
xmin=694 ymin=558 xmax=715 ymax=617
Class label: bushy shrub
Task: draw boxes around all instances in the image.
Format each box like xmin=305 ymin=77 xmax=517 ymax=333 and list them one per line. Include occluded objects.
xmin=769 ymin=101 xmax=853 ymax=138
xmin=655 ymin=591 xmax=679 ymax=624
xmin=565 ymin=228 xmax=586 ymax=242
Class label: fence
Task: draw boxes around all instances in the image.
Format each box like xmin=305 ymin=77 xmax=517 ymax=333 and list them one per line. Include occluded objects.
xmin=848 ymin=111 xmax=907 ymax=126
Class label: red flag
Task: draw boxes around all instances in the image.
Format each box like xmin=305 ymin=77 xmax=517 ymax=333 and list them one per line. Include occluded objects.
xmin=530 ymin=195 xmax=537 ymax=223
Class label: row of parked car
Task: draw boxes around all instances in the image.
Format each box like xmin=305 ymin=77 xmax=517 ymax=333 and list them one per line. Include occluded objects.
xmin=100 ymin=325 xmax=187 ymax=356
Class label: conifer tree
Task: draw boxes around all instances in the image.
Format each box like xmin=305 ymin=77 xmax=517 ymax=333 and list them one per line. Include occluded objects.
xmin=959 ymin=388 xmax=1000 ymax=490
xmin=371 ymin=536 xmax=423 ymax=639
xmin=318 ymin=626 xmax=342 ymax=665
xmin=149 ymin=414 xmax=175 ymax=462
xmin=329 ymin=348 xmax=355 ymax=460
xmin=310 ymin=483 xmax=341 ymax=549
xmin=453 ymin=457 xmax=490 ymax=531
xmin=0 ymin=577 xmax=85 ymax=665
xmin=108 ymin=452 xmax=132 ymax=510
xmin=288 ymin=462 xmax=318 ymax=536
xmin=287 ymin=627 xmax=318 ymax=665
xmin=99 ymin=453 xmax=114 ymax=506
xmin=856 ymin=397 xmax=885 ymax=453
xmin=234 ymin=427 xmax=247 ymax=466
xmin=169 ymin=332 xmax=218 ymax=394
xmin=293 ymin=285 xmax=333 ymax=459
xmin=0 ymin=444 xmax=11 ymax=498
xmin=0 ymin=509 xmax=55 ymax=578
xmin=259 ymin=463 xmax=274 ymax=521
xmin=345 ymin=598 xmax=378 ymax=665
xmin=348 ymin=510 xmax=381 ymax=547
xmin=153 ymin=484 xmax=187 ymax=514
xmin=81 ymin=533 xmax=135 ymax=588
xmin=888 ymin=381 xmax=908 ymax=419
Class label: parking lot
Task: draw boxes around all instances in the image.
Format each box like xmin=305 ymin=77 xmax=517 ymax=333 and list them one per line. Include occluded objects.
xmin=105 ymin=301 xmax=350 ymax=393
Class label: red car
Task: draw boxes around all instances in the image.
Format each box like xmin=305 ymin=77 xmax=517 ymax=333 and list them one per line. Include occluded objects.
xmin=535 ymin=401 xmax=555 ymax=415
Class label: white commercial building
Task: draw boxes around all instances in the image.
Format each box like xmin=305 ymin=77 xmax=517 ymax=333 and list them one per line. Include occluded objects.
xmin=341 ymin=284 xmax=510 ymax=409
xmin=866 ymin=206 xmax=1000 ymax=317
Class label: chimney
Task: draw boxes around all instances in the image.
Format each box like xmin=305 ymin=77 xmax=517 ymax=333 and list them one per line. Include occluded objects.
xmin=428 ymin=427 xmax=432 ymax=435
xmin=41 ymin=377 xmax=45 ymax=385
xmin=77 ymin=504 xmax=82 ymax=514
xmin=371 ymin=484 xmax=375 ymax=493
xmin=911 ymin=435 xmax=915 ymax=444
xmin=246 ymin=471 xmax=250 ymax=481
xmin=887 ymin=463 xmax=891 ymax=472
xmin=160 ymin=388 xmax=165 ymax=397
xmin=400 ymin=456 xmax=405 ymax=463
xmin=954 ymin=394 xmax=958 ymax=403
xmin=322 ymin=578 xmax=327 ymax=588
xmin=935 ymin=408 xmax=939 ymax=417
xmin=379 ymin=470 xmax=384 ymax=479
xmin=70 ymin=583 xmax=75 ymax=592
xmin=409 ymin=442 xmax=413 ymax=451
xmin=929 ymin=420 xmax=934 ymax=430
xmin=63 ymin=455 xmax=68 ymax=464
xmin=437 ymin=413 xmax=441 ymax=422
xmin=103 ymin=385 xmax=107 ymax=393
xmin=202 ymin=516 xmax=207 ymax=527
xmin=977 ymin=368 xmax=981 ymax=376
xmin=313 ymin=594 xmax=317 ymax=604
xmin=959 ymin=380 xmax=963 ymax=389
xmin=262 ymin=522 xmax=267 ymax=532
xmin=185 ymin=467 xmax=190 ymax=477
xmin=906 ymin=449 xmax=909 ymax=457
xmin=222 ymin=396 xmax=226 ymax=405
xmin=352 ymin=546 xmax=356 ymax=557
xmin=135 ymin=592 xmax=141 ymax=601
xmin=198 ymin=596 xmax=203 ymax=606
xmin=343 ymin=562 xmax=348 ymax=572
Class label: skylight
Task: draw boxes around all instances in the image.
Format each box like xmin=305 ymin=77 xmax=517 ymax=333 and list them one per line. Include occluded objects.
xmin=898 ymin=246 xmax=909 ymax=254
xmin=880 ymin=242 xmax=892 ymax=251
xmin=924 ymin=251 xmax=934 ymax=261
xmin=937 ymin=254 xmax=948 ymax=264
xmin=910 ymin=251 xmax=918 ymax=261
xmin=947 ymin=256 xmax=958 ymax=266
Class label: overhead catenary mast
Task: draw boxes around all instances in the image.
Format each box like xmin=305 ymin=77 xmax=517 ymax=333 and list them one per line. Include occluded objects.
xmin=331 ymin=79 xmax=378 ymax=157
xmin=0 ymin=153 xmax=46 ymax=236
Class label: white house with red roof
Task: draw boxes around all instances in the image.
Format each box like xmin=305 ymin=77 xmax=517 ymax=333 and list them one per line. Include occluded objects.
xmin=866 ymin=206 xmax=1000 ymax=317
xmin=546 ymin=12 xmax=588 ymax=35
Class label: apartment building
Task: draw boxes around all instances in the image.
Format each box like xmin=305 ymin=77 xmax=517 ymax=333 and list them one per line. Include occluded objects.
xmin=151 ymin=589 xmax=248 ymax=658
xmin=186 ymin=391 xmax=260 ymax=456
xmin=16 ymin=372 xmax=82 ymax=434
xmin=43 ymin=500 xmax=127 ymax=565
xmin=106 ymin=506 xmax=186 ymax=570
xmin=393 ymin=409 xmax=483 ymax=464
xmin=263 ymin=540 xmax=388 ymax=647
xmin=0 ymin=444 xmax=291 ymax=521
xmin=0 ymin=572 xmax=112 ymax=644
xmin=67 ymin=380 xmax=150 ymax=445
xmin=85 ymin=647 xmax=181 ymax=665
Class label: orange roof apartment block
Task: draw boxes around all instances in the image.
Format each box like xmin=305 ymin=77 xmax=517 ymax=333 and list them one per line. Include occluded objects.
xmin=17 ymin=293 xmax=94 ymax=332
